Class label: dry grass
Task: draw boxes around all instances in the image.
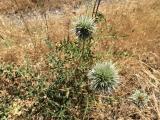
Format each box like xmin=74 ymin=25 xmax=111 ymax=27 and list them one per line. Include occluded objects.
xmin=0 ymin=0 xmax=160 ymax=119
xmin=0 ymin=0 xmax=82 ymax=13
xmin=91 ymin=0 xmax=160 ymax=119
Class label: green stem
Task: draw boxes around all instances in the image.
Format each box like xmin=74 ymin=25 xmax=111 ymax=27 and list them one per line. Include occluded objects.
xmin=82 ymin=40 xmax=85 ymax=59
xmin=79 ymin=40 xmax=86 ymax=62
xmin=83 ymin=96 xmax=89 ymax=120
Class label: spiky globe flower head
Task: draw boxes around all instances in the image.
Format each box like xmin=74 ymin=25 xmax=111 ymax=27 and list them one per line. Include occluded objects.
xmin=130 ymin=90 xmax=149 ymax=107
xmin=87 ymin=61 xmax=119 ymax=93
xmin=74 ymin=16 xmax=96 ymax=40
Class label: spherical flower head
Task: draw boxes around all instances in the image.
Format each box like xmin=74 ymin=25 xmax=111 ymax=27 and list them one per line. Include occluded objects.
xmin=87 ymin=61 xmax=119 ymax=93
xmin=130 ymin=90 xmax=149 ymax=107
xmin=74 ymin=16 xmax=96 ymax=40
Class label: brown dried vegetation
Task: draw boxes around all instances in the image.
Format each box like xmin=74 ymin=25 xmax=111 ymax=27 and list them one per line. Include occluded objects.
xmin=0 ymin=0 xmax=160 ymax=119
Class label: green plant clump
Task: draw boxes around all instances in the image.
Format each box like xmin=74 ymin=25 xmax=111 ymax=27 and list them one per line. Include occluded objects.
xmin=25 ymin=38 xmax=94 ymax=119
xmin=130 ymin=90 xmax=149 ymax=107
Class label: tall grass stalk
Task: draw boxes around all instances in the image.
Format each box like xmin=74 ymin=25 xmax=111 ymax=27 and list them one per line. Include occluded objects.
xmin=92 ymin=0 xmax=102 ymax=18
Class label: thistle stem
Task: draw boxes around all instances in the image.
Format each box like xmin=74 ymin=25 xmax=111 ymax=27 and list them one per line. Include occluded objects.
xmin=92 ymin=0 xmax=98 ymax=17
xmin=92 ymin=0 xmax=102 ymax=18
xmin=95 ymin=0 xmax=102 ymax=18
xmin=79 ymin=40 xmax=86 ymax=62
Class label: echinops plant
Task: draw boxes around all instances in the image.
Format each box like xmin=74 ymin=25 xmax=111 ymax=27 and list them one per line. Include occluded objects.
xmin=87 ymin=61 xmax=119 ymax=93
xmin=130 ymin=90 xmax=149 ymax=107
xmin=74 ymin=16 xmax=96 ymax=40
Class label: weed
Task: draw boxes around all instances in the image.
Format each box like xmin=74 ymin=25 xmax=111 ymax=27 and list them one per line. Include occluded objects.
xmin=74 ymin=16 xmax=96 ymax=41
xmin=25 ymin=35 xmax=95 ymax=119
xmin=0 ymin=96 xmax=12 ymax=119
xmin=130 ymin=90 xmax=149 ymax=108
xmin=88 ymin=61 xmax=119 ymax=93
